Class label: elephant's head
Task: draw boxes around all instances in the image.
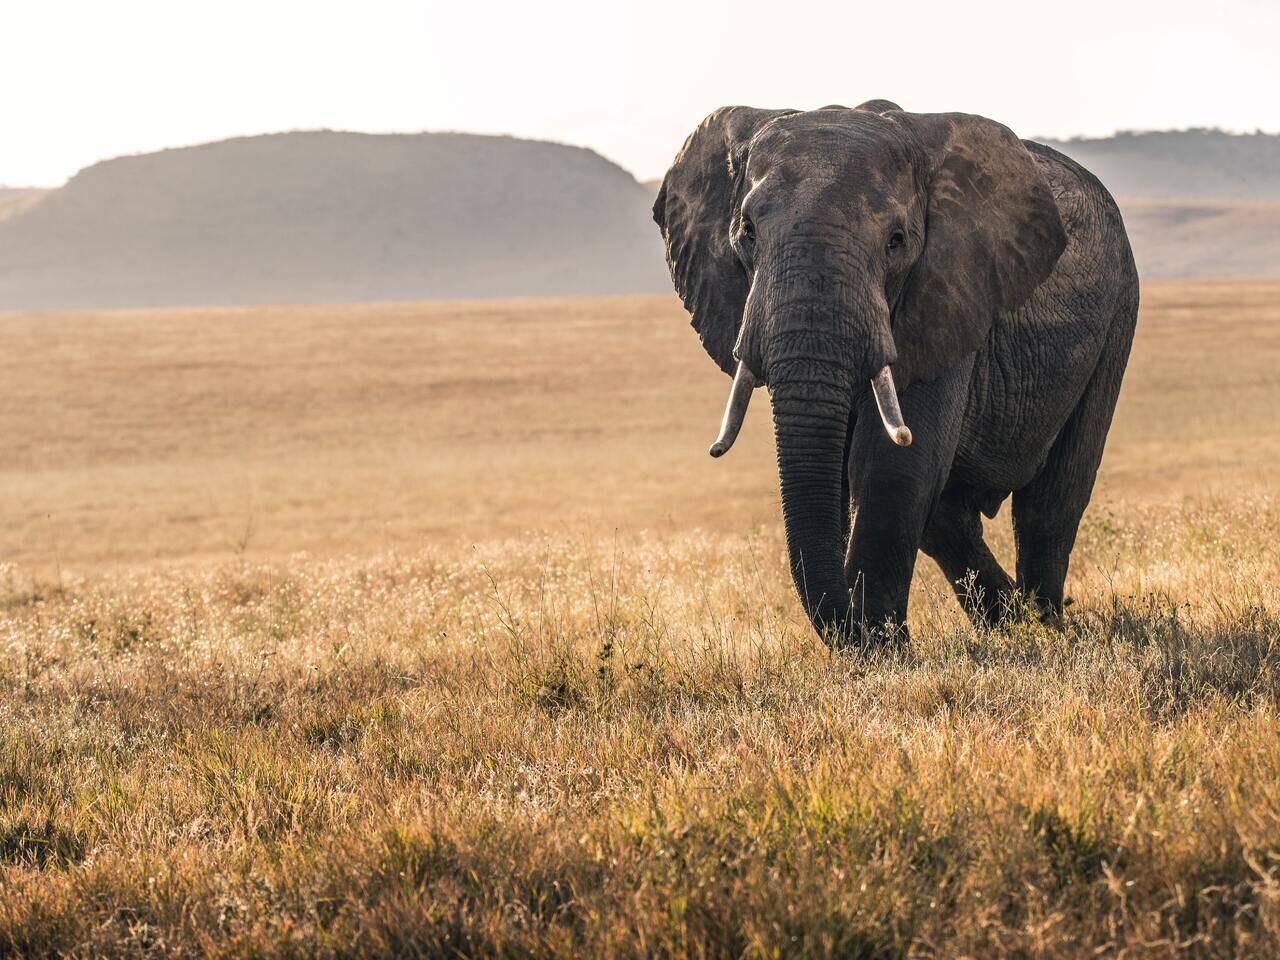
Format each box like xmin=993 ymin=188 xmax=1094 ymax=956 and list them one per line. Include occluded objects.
xmin=653 ymin=101 xmax=1067 ymax=644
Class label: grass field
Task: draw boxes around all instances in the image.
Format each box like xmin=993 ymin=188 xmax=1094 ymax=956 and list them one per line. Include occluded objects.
xmin=2 ymin=282 xmax=1279 ymax=956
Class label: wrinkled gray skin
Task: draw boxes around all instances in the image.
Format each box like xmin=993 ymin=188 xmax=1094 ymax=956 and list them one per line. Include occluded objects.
xmin=653 ymin=101 xmax=1139 ymax=646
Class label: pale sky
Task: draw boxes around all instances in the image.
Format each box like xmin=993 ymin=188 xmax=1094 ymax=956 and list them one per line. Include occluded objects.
xmin=3 ymin=0 xmax=1278 ymax=187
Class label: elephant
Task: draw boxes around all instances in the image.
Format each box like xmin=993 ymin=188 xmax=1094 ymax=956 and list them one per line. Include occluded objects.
xmin=652 ymin=101 xmax=1139 ymax=647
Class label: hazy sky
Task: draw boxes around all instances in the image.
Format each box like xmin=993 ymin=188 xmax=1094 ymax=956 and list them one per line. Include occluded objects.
xmin=4 ymin=0 xmax=1278 ymax=186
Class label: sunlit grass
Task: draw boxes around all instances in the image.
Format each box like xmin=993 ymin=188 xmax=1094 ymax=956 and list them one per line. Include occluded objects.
xmin=2 ymin=497 xmax=1278 ymax=956
xmin=2 ymin=283 xmax=1278 ymax=953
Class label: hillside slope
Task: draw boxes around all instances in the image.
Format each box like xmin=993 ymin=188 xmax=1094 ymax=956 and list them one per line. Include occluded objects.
xmin=1119 ymin=197 xmax=1280 ymax=279
xmin=1038 ymin=131 xmax=1280 ymax=279
xmin=1044 ymin=129 xmax=1280 ymax=201
xmin=0 ymin=132 xmax=668 ymax=310
xmin=0 ymin=187 xmax=48 ymax=223
xmin=3 ymin=127 xmax=1277 ymax=312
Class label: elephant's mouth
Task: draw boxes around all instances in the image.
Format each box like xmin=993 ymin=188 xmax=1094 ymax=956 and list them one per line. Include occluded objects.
xmin=707 ymin=360 xmax=911 ymax=458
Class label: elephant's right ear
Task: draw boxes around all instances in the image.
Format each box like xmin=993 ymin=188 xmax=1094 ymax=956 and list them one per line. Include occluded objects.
xmin=653 ymin=106 xmax=794 ymax=375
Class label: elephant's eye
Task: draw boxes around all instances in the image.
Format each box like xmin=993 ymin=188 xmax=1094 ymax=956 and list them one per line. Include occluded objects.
xmin=887 ymin=230 xmax=905 ymax=253
xmin=741 ymin=216 xmax=756 ymax=243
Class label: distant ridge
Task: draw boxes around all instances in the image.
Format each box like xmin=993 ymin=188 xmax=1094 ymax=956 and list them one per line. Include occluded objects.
xmin=1113 ymin=197 xmax=1280 ymax=279
xmin=0 ymin=131 xmax=669 ymax=311
xmin=1043 ymin=128 xmax=1280 ymax=201
xmin=0 ymin=187 xmax=48 ymax=223
xmin=2 ymin=127 xmax=1278 ymax=312
xmin=1039 ymin=129 xmax=1280 ymax=279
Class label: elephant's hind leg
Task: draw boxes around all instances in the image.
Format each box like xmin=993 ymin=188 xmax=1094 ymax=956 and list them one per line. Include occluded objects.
xmin=921 ymin=488 xmax=1015 ymax=627
xmin=1012 ymin=290 xmax=1138 ymax=616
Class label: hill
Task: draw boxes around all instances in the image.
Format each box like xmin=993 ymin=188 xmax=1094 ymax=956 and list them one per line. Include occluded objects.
xmin=1038 ymin=129 xmax=1280 ymax=279
xmin=0 ymin=132 xmax=668 ymax=311
xmin=1120 ymin=197 xmax=1280 ymax=279
xmin=2 ymin=127 xmax=1277 ymax=312
xmin=0 ymin=186 xmax=48 ymax=222
xmin=1043 ymin=128 xmax=1280 ymax=201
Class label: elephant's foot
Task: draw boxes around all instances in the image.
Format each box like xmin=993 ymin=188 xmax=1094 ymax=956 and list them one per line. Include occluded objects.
xmin=954 ymin=574 xmax=1018 ymax=630
xmin=976 ymin=588 xmax=1073 ymax=632
xmin=842 ymin=596 xmax=911 ymax=650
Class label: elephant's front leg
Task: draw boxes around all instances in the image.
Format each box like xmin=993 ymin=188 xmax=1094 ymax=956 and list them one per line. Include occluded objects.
xmin=844 ymin=358 xmax=972 ymax=640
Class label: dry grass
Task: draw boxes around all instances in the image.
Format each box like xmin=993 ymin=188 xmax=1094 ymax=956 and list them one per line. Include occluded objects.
xmin=5 ymin=281 xmax=1278 ymax=575
xmin=1 ymin=282 xmax=1279 ymax=956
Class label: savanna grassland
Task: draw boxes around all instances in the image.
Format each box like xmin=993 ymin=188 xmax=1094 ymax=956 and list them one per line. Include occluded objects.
xmin=1 ymin=281 xmax=1279 ymax=957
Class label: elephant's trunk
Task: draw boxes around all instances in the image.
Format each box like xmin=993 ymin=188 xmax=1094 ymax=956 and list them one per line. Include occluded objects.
xmin=708 ymin=361 xmax=759 ymax=458
xmin=770 ymin=361 xmax=856 ymax=645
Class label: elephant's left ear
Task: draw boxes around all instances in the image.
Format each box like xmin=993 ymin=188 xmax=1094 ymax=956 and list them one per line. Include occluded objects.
xmin=653 ymin=106 xmax=795 ymax=375
xmin=889 ymin=112 xmax=1067 ymax=386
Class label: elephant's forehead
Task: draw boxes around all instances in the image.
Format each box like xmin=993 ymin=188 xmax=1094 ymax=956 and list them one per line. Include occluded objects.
xmin=748 ymin=113 xmax=913 ymax=191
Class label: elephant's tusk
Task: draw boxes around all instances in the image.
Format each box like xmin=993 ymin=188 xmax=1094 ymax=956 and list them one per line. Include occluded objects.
xmin=870 ymin=366 xmax=912 ymax=447
xmin=708 ymin=361 xmax=759 ymax=457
